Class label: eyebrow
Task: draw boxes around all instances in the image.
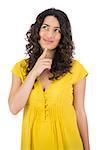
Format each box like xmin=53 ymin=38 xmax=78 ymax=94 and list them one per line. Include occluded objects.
xmin=42 ymin=23 xmax=60 ymax=29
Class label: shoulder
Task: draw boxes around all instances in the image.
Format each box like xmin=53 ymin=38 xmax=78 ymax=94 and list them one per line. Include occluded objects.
xmin=11 ymin=58 xmax=28 ymax=81
xmin=14 ymin=58 xmax=28 ymax=67
xmin=71 ymin=59 xmax=82 ymax=67
xmin=12 ymin=58 xmax=29 ymax=72
xmin=70 ymin=59 xmax=88 ymax=84
xmin=70 ymin=59 xmax=87 ymax=72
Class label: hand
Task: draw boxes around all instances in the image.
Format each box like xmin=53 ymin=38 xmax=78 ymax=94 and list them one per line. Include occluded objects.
xmin=32 ymin=48 xmax=52 ymax=77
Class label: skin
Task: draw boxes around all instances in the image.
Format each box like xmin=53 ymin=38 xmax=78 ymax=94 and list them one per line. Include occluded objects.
xmin=39 ymin=16 xmax=61 ymax=59
xmin=73 ymin=79 xmax=90 ymax=150
xmin=8 ymin=16 xmax=90 ymax=150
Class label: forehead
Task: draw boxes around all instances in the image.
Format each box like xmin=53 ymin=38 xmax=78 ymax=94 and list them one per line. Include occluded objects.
xmin=42 ymin=16 xmax=60 ymax=27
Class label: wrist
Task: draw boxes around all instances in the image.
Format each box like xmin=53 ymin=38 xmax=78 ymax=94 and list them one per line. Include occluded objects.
xmin=31 ymin=69 xmax=38 ymax=78
xmin=84 ymin=143 xmax=90 ymax=150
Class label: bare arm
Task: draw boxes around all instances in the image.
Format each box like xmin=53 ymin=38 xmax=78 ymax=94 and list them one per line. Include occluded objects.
xmin=73 ymin=77 xmax=90 ymax=150
xmin=8 ymin=48 xmax=52 ymax=115
xmin=8 ymin=69 xmax=37 ymax=115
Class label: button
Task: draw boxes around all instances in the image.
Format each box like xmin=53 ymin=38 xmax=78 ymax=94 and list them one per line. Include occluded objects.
xmin=45 ymin=113 xmax=48 ymax=117
xmin=45 ymin=104 xmax=48 ymax=107
xmin=45 ymin=108 xmax=48 ymax=111
xmin=45 ymin=108 xmax=48 ymax=112
xmin=44 ymin=111 xmax=48 ymax=120
xmin=45 ymin=114 xmax=48 ymax=117
xmin=44 ymin=100 xmax=47 ymax=103
xmin=44 ymin=99 xmax=47 ymax=104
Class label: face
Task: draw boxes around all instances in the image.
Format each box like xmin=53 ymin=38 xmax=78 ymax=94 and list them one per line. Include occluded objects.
xmin=39 ymin=16 xmax=61 ymax=50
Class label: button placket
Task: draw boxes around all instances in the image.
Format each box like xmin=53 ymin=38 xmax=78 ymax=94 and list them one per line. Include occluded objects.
xmin=44 ymin=94 xmax=48 ymax=120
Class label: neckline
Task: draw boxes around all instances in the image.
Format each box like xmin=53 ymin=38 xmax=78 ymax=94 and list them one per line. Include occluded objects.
xmin=37 ymin=76 xmax=56 ymax=93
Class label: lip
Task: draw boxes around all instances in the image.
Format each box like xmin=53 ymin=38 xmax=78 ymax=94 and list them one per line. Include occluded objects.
xmin=43 ymin=38 xmax=54 ymax=44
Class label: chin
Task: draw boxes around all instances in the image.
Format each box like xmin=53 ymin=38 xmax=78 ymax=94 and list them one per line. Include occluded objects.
xmin=41 ymin=45 xmax=57 ymax=50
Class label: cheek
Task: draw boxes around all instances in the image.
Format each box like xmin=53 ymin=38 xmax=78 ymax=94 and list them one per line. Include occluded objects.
xmin=39 ymin=30 xmax=45 ymax=39
xmin=55 ymin=35 xmax=61 ymax=43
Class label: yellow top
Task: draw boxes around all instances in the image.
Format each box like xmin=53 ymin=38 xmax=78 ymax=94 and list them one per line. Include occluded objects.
xmin=11 ymin=59 xmax=88 ymax=150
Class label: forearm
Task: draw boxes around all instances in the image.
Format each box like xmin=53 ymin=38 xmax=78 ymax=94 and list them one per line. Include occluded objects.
xmin=76 ymin=109 xmax=90 ymax=150
xmin=9 ymin=69 xmax=37 ymax=114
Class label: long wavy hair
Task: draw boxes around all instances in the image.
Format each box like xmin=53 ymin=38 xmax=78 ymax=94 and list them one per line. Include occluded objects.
xmin=25 ymin=8 xmax=74 ymax=81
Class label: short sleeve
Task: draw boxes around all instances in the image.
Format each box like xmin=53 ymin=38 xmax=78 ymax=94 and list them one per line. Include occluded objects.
xmin=71 ymin=59 xmax=88 ymax=84
xmin=11 ymin=59 xmax=27 ymax=82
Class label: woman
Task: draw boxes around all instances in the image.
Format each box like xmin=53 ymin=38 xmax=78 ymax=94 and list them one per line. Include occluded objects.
xmin=8 ymin=8 xmax=90 ymax=150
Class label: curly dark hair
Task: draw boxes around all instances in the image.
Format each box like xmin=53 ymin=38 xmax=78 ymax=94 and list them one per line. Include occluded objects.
xmin=25 ymin=8 xmax=74 ymax=81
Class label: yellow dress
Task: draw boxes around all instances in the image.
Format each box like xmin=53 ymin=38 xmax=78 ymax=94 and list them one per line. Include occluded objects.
xmin=11 ymin=59 xmax=88 ymax=150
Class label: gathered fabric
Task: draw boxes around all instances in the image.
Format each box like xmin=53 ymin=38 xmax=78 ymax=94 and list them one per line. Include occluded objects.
xmin=12 ymin=59 xmax=88 ymax=150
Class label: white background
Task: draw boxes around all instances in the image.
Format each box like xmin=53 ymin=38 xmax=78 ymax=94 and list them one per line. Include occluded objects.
xmin=0 ymin=0 xmax=99 ymax=149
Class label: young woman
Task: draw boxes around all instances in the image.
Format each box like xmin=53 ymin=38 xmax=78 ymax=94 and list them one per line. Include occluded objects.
xmin=8 ymin=8 xmax=90 ymax=150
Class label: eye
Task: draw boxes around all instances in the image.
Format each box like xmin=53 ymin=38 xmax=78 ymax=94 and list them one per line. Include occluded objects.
xmin=41 ymin=24 xmax=48 ymax=30
xmin=54 ymin=28 xmax=61 ymax=33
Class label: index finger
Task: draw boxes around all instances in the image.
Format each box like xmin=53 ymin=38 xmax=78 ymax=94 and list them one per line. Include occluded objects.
xmin=40 ymin=48 xmax=48 ymax=59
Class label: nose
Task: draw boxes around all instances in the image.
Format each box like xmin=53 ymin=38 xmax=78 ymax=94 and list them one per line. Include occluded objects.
xmin=47 ymin=29 xmax=54 ymax=39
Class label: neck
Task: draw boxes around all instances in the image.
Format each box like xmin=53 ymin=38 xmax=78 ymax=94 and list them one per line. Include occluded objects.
xmin=45 ymin=49 xmax=55 ymax=59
